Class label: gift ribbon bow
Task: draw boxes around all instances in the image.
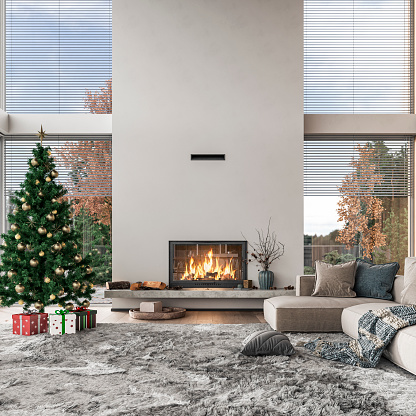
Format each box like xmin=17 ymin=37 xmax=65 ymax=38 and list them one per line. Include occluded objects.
xmin=75 ymin=307 xmax=87 ymax=312
xmin=55 ymin=310 xmax=69 ymax=334
xmin=24 ymin=308 xmax=39 ymax=315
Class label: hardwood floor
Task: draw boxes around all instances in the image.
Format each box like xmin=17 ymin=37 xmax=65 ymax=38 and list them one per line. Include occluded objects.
xmin=0 ymin=305 xmax=266 ymax=325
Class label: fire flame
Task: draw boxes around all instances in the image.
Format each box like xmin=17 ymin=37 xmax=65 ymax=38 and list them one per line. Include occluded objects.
xmin=181 ymin=249 xmax=236 ymax=280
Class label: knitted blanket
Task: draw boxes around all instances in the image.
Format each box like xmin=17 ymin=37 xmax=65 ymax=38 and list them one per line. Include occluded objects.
xmin=305 ymin=304 xmax=416 ymax=368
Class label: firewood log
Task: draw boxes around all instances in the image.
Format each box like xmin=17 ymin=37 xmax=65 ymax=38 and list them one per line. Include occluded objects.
xmin=106 ymin=281 xmax=131 ymax=290
xmin=130 ymin=283 xmax=142 ymax=291
xmin=142 ymin=281 xmax=166 ymax=290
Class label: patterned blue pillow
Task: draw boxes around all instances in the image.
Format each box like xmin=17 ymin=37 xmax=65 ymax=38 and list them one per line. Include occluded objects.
xmin=354 ymin=259 xmax=399 ymax=300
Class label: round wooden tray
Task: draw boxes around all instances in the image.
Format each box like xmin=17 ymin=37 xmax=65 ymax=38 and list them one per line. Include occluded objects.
xmin=129 ymin=307 xmax=186 ymax=320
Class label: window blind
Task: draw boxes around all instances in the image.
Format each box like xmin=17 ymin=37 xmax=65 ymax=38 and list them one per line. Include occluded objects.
xmin=304 ymin=136 xmax=414 ymax=196
xmin=6 ymin=0 xmax=112 ymax=114
xmin=4 ymin=136 xmax=112 ymax=198
xmin=304 ymin=0 xmax=413 ymax=114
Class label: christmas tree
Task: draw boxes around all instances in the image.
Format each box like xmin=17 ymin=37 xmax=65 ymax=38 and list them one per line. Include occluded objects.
xmin=0 ymin=126 xmax=95 ymax=312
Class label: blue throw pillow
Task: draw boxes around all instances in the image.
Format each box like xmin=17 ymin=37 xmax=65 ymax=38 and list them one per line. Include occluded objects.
xmin=354 ymin=259 xmax=399 ymax=300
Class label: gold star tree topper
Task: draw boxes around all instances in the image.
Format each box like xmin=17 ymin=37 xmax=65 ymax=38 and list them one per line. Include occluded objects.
xmin=37 ymin=125 xmax=47 ymax=146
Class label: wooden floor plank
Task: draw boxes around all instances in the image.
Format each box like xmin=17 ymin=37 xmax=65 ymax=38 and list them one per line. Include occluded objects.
xmin=0 ymin=306 xmax=265 ymax=325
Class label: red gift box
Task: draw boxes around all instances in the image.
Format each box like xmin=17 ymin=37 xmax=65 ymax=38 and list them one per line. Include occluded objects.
xmin=12 ymin=312 xmax=48 ymax=336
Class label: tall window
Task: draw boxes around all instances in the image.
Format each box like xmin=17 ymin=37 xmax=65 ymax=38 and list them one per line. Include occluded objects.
xmin=304 ymin=0 xmax=413 ymax=113
xmin=6 ymin=0 xmax=112 ymax=113
xmin=4 ymin=136 xmax=112 ymax=284
xmin=304 ymin=137 xmax=413 ymax=274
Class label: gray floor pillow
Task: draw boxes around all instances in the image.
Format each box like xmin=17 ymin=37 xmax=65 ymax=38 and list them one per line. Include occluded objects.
xmin=241 ymin=330 xmax=295 ymax=356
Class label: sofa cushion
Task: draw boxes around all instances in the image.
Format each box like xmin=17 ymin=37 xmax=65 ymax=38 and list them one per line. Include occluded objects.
xmin=354 ymin=259 xmax=399 ymax=300
xmin=312 ymin=260 xmax=357 ymax=297
xmin=264 ymin=296 xmax=393 ymax=332
xmin=402 ymin=257 xmax=416 ymax=304
xmin=342 ymin=302 xmax=416 ymax=376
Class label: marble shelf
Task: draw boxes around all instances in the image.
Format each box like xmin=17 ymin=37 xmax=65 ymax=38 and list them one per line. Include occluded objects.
xmin=104 ymin=288 xmax=295 ymax=299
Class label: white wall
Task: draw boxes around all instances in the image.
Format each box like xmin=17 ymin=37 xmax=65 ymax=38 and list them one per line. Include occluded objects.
xmin=112 ymin=0 xmax=304 ymax=308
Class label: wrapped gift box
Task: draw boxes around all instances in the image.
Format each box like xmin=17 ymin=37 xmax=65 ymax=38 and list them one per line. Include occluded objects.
xmin=69 ymin=308 xmax=89 ymax=331
xmin=84 ymin=309 xmax=97 ymax=328
xmin=49 ymin=311 xmax=76 ymax=335
xmin=12 ymin=312 xmax=48 ymax=336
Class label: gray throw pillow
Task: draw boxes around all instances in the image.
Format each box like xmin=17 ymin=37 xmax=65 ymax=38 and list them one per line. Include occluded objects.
xmin=312 ymin=260 xmax=357 ymax=297
xmin=241 ymin=330 xmax=295 ymax=356
xmin=401 ymin=257 xmax=416 ymax=304
xmin=354 ymin=259 xmax=399 ymax=300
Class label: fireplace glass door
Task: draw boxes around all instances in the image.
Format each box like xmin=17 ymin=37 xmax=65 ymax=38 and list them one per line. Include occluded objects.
xmin=169 ymin=241 xmax=247 ymax=288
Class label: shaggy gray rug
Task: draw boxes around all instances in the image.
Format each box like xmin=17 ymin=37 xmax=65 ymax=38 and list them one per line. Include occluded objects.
xmin=1 ymin=323 xmax=415 ymax=416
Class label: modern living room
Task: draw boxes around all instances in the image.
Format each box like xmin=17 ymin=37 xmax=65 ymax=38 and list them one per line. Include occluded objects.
xmin=1 ymin=0 xmax=416 ymax=414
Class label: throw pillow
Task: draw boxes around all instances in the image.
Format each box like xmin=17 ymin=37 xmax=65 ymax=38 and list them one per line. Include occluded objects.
xmin=312 ymin=260 xmax=357 ymax=297
xmin=401 ymin=257 xmax=416 ymax=304
xmin=354 ymin=259 xmax=399 ymax=300
xmin=241 ymin=330 xmax=295 ymax=356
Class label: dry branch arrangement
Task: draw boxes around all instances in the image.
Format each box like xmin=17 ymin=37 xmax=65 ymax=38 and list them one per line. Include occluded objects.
xmin=242 ymin=219 xmax=285 ymax=271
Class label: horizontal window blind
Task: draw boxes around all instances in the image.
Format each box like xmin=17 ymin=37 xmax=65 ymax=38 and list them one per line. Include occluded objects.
xmin=4 ymin=136 xmax=112 ymax=197
xmin=304 ymin=136 xmax=414 ymax=196
xmin=304 ymin=0 xmax=413 ymax=114
xmin=6 ymin=0 xmax=112 ymax=113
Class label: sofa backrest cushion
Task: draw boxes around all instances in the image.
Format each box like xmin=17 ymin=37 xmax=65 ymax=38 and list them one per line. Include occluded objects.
xmin=353 ymin=259 xmax=399 ymax=300
xmin=401 ymin=257 xmax=416 ymax=304
xmin=312 ymin=260 xmax=357 ymax=297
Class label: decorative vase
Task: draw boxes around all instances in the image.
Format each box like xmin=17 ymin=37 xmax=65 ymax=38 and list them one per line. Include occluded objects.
xmin=258 ymin=270 xmax=274 ymax=290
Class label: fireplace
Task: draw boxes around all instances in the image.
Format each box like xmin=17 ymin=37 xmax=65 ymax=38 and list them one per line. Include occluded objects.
xmin=169 ymin=241 xmax=247 ymax=288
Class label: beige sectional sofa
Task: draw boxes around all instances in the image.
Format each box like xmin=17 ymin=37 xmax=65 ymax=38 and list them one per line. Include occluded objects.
xmin=264 ymin=274 xmax=416 ymax=375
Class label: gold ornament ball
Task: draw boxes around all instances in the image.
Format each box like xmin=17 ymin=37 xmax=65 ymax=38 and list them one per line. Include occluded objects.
xmin=17 ymin=242 xmax=26 ymax=251
xmin=62 ymin=225 xmax=71 ymax=234
xmin=26 ymin=192 xmax=30 ymax=196
xmin=30 ymin=258 xmax=39 ymax=267
xmin=72 ymin=281 xmax=81 ymax=291
xmin=48 ymin=151 xmax=52 ymax=156
xmin=46 ymin=213 xmax=55 ymax=221
xmin=44 ymin=277 xmax=51 ymax=283
xmin=82 ymin=300 xmax=90 ymax=308
xmin=35 ymin=179 xmax=40 ymax=185
xmin=81 ymin=284 xmax=87 ymax=292
xmin=7 ymin=270 xmax=17 ymax=278
xmin=12 ymin=209 xmax=18 ymax=215
xmin=89 ymin=283 xmax=94 ymax=288
xmin=2 ymin=241 xmax=7 ymax=247
xmin=38 ymin=191 xmax=44 ymax=197
xmin=58 ymin=288 xmax=64 ymax=296
xmin=55 ymin=266 xmax=65 ymax=276
xmin=51 ymin=198 xmax=57 ymax=203
xmin=62 ymin=242 xmax=66 ymax=247
xmin=73 ymin=243 xmax=77 ymax=249
xmin=22 ymin=202 xmax=31 ymax=211
xmin=15 ymin=234 xmax=21 ymax=240
xmin=53 ymin=242 xmax=62 ymax=251
xmin=45 ymin=177 xmax=52 ymax=183
xmin=49 ymin=294 xmax=56 ymax=300
xmin=58 ymin=304 xmax=62 ymax=308
xmin=65 ymin=303 xmax=74 ymax=311
xmin=11 ymin=223 xmax=19 ymax=232
xmin=86 ymin=266 xmax=93 ymax=274
xmin=26 ymin=244 xmax=32 ymax=250
xmin=47 ymin=233 xmax=53 ymax=238
xmin=18 ymin=299 xmax=24 ymax=305
xmin=38 ymin=226 xmax=47 ymax=235
xmin=34 ymin=301 xmax=44 ymax=310
xmin=20 ymin=197 xmax=26 ymax=202
xmin=39 ymin=251 xmax=45 ymax=257
xmin=31 ymin=158 xmax=39 ymax=167
xmin=74 ymin=254 xmax=82 ymax=263
xmin=15 ymin=284 xmax=25 ymax=293
xmin=51 ymin=169 xmax=59 ymax=178
xmin=52 ymin=210 xmax=57 ymax=215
